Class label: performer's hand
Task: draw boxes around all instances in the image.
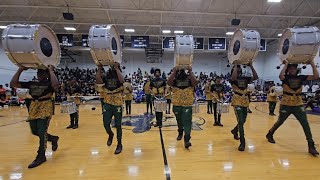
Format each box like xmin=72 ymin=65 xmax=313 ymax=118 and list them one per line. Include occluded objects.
xmin=187 ymin=66 xmax=192 ymax=72
xmin=18 ymin=66 xmax=28 ymax=71
xmin=248 ymin=61 xmax=253 ymax=67
xmin=114 ymin=62 xmax=120 ymax=70
xmin=172 ymin=67 xmax=177 ymax=74
xmin=283 ymin=59 xmax=288 ymax=65
xmin=309 ymin=60 xmax=315 ymax=66
xmin=48 ymin=65 xmax=55 ymax=72
xmin=97 ymin=64 xmax=103 ymax=70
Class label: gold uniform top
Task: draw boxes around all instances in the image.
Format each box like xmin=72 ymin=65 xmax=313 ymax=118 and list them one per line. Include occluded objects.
xmin=96 ymin=76 xmax=124 ymax=106
xmin=20 ymin=81 xmax=55 ymax=120
xmin=144 ymin=81 xmax=151 ymax=95
xmin=172 ymin=78 xmax=194 ymax=107
xmin=211 ymin=84 xmax=224 ymax=103
xmin=267 ymin=86 xmax=277 ymax=102
xmin=123 ymin=82 xmax=133 ymax=101
xmin=204 ymin=84 xmax=213 ymax=100
xmin=150 ymin=78 xmax=166 ymax=96
xmin=280 ymin=75 xmax=307 ymax=106
xmin=165 ymin=85 xmax=172 ymax=100
xmin=231 ymin=77 xmax=252 ymax=107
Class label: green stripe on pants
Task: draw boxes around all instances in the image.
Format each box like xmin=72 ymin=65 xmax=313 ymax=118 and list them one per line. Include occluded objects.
xmin=173 ymin=106 xmax=192 ymax=137
xmin=103 ymin=103 xmax=123 ymax=144
xmin=269 ymin=105 xmax=314 ymax=143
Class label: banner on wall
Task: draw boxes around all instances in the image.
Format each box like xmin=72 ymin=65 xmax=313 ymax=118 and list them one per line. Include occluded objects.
xmin=208 ymin=38 xmax=226 ymax=50
xmin=194 ymin=38 xmax=204 ymax=50
xmin=162 ymin=37 xmax=175 ymax=49
xmin=131 ymin=36 xmax=149 ymax=48
xmin=57 ymin=34 xmax=73 ymax=47
xmin=260 ymin=39 xmax=266 ymax=51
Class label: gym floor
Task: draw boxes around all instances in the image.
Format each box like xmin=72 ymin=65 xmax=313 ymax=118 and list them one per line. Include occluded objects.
xmin=0 ymin=102 xmax=319 ymax=180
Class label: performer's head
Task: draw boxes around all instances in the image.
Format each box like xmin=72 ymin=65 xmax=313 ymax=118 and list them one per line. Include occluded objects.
xmin=176 ymin=69 xmax=188 ymax=80
xmin=37 ymin=69 xmax=50 ymax=81
xmin=286 ymin=64 xmax=298 ymax=76
xmin=215 ymin=77 xmax=222 ymax=84
xmin=231 ymin=65 xmax=242 ymax=77
xmin=154 ymin=69 xmax=161 ymax=78
xmin=125 ymin=78 xmax=131 ymax=83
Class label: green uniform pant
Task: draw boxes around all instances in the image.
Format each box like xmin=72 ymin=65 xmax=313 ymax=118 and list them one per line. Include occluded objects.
xmin=268 ymin=101 xmax=276 ymax=114
xmin=155 ymin=112 xmax=163 ymax=126
xmin=125 ymin=100 xmax=132 ymax=114
xmin=232 ymin=106 xmax=248 ymax=139
xmin=100 ymin=98 xmax=105 ymax=113
xmin=269 ymin=105 xmax=314 ymax=143
xmin=173 ymin=106 xmax=192 ymax=141
xmin=29 ymin=118 xmax=57 ymax=153
xmin=103 ymin=103 xmax=122 ymax=144
xmin=207 ymin=100 xmax=213 ymax=113
xmin=146 ymin=94 xmax=153 ymax=114
xmin=25 ymin=99 xmax=32 ymax=112
xmin=69 ymin=105 xmax=79 ymax=126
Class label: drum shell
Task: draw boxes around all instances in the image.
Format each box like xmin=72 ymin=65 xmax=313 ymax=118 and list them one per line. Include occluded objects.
xmin=217 ymin=103 xmax=230 ymax=113
xmin=154 ymin=99 xmax=167 ymax=112
xmin=88 ymin=24 xmax=122 ymax=66
xmin=60 ymin=101 xmax=77 ymax=114
xmin=279 ymin=27 xmax=320 ymax=64
xmin=174 ymin=35 xmax=194 ymax=69
xmin=192 ymin=103 xmax=200 ymax=114
xmin=1 ymin=24 xmax=60 ymax=69
xmin=228 ymin=29 xmax=260 ymax=65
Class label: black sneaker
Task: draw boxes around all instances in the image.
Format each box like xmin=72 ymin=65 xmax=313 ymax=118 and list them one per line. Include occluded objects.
xmin=66 ymin=124 xmax=73 ymax=129
xmin=231 ymin=129 xmax=240 ymax=140
xmin=107 ymin=134 xmax=114 ymax=146
xmin=114 ymin=144 xmax=123 ymax=154
xmin=184 ymin=141 xmax=192 ymax=149
xmin=51 ymin=136 xmax=59 ymax=151
xmin=238 ymin=143 xmax=245 ymax=151
xmin=266 ymin=132 xmax=276 ymax=143
xmin=72 ymin=124 xmax=79 ymax=129
xmin=28 ymin=153 xmax=46 ymax=169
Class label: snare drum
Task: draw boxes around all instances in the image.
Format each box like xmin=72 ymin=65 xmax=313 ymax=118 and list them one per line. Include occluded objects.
xmin=60 ymin=101 xmax=77 ymax=114
xmin=16 ymin=88 xmax=31 ymax=99
xmin=1 ymin=24 xmax=60 ymax=69
xmin=154 ymin=98 xmax=167 ymax=112
xmin=217 ymin=103 xmax=230 ymax=113
xmin=192 ymin=102 xmax=200 ymax=114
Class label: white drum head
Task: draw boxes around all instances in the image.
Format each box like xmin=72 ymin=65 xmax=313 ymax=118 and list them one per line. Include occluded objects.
xmin=228 ymin=29 xmax=261 ymax=65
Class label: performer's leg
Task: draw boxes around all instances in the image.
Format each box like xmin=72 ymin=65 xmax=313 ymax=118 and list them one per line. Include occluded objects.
xmin=128 ymin=100 xmax=132 ymax=114
xmin=103 ymin=104 xmax=114 ymax=146
xmin=173 ymin=106 xmax=183 ymax=140
xmin=155 ymin=112 xmax=163 ymax=127
xmin=67 ymin=113 xmax=75 ymax=129
xmin=113 ymin=105 xmax=123 ymax=154
xmin=213 ymin=102 xmax=218 ymax=125
xmin=182 ymin=106 xmax=193 ymax=149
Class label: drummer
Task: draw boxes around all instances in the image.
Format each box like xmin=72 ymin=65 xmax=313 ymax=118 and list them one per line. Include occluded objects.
xmin=150 ymin=69 xmax=167 ymax=127
xmin=204 ymin=80 xmax=213 ymax=114
xmin=64 ymin=78 xmax=82 ymax=129
xmin=168 ymin=66 xmax=197 ymax=149
xmin=10 ymin=66 xmax=60 ymax=168
xmin=165 ymin=84 xmax=172 ymax=114
xmin=266 ymin=61 xmax=319 ymax=156
xmin=230 ymin=63 xmax=258 ymax=151
xmin=123 ymin=78 xmax=133 ymax=115
xmin=143 ymin=78 xmax=153 ymax=115
xmin=96 ymin=62 xmax=124 ymax=155
xmin=211 ymin=76 xmax=225 ymax=126
xmin=266 ymin=82 xmax=277 ymax=116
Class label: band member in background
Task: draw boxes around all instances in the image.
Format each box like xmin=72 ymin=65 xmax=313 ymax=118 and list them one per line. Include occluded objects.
xmin=64 ymin=78 xmax=81 ymax=129
xmin=211 ymin=77 xmax=224 ymax=126
xmin=230 ymin=63 xmax=258 ymax=151
xmin=165 ymin=84 xmax=172 ymax=114
xmin=123 ymin=78 xmax=133 ymax=115
xmin=10 ymin=66 xmax=59 ymax=168
xmin=96 ymin=62 xmax=124 ymax=155
xmin=150 ymin=69 xmax=167 ymax=127
xmin=204 ymin=80 xmax=213 ymax=114
xmin=168 ymin=66 xmax=197 ymax=149
xmin=267 ymin=83 xmax=277 ymax=116
xmin=144 ymin=78 xmax=153 ymax=115
xmin=266 ymin=60 xmax=319 ymax=156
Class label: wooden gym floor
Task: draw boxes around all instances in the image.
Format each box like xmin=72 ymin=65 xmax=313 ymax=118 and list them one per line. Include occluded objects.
xmin=0 ymin=102 xmax=320 ymax=180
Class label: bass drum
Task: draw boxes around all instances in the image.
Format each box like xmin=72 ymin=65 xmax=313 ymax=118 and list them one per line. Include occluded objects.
xmin=88 ymin=24 xmax=122 ymax=66
xmin=279 ymin=27 xmax=320 ymax=64
xmin=174 ymin=35 xmax=194 ymax=69
xmin=1 ymin=24 xmax=60 ymax=69
xmin=228 ymin=29 xmax=261 ymax=65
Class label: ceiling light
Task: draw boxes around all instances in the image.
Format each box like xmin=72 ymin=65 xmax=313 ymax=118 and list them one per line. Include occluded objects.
xmin=226 ymin=32 xmax=234 ymax=35
xmin=125 ymin=29 xmax=135 ymax=32
xmin=277 ymin=33 xmax=282 ymax=37
xmin=64 ymin=27 xmax=76 ymax=31
xmin=174 ymin=30 xmax=184 ymax=34
xmin=268 ymin=0 xmax=282 ymax=2
xmin=162 ymin=30 xmax=171 ymax=34
xmin=0 ymin=25 xmax=7 ymax=29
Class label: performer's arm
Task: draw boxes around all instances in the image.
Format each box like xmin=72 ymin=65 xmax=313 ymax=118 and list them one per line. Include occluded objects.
xmin=10 ymin=67 xmax=26 ymax=88
xmin=48 ymin=65 xmax=60 ymax=91
xmin=231 ymin=65 xmax=238 ymax=82
xmin=114 ymin=62 xmax=124 ymax=83
xmin=188 ymin=66 xmax=197 ymax=87
xmin=279 ymin=60 xmax=288 ymax=81
xmin=248 ymin=62 xmax=258 ymax=81
xmin=307 ymin=61 xmax=319 ymax=81
xmin=168 ymin=67 xmax=177 ymax=87
xmin=96 ymin=64 xmax=103 ymax=84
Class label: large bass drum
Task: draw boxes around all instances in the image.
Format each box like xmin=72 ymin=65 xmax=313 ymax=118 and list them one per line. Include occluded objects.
xmin=174 ymin=35 xmax=194 ymax=69
xmin=1 ymin=24 xmax=60 ymax=69
xmin=228 ymin=29 xmax=261 ymax=65
xmin=88 ymin=24 xmax=122 ymax=66
xmin=279 ymin=27 xmax=320 ymax=64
